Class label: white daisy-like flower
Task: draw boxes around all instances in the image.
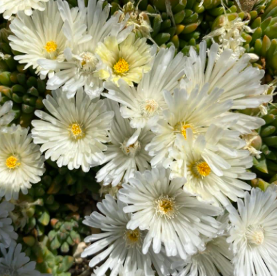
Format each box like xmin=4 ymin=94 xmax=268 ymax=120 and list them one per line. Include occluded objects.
xmin=9 ymin=0 xmax=66 ymax=79
xmin=168 ymin=126 xmax=253 ymax=206
xmin=173 ymin=214 xmax=233 ymax=276
xmin=0 ymin=96 xmax=14 ymax=128
xmin=146 ymin=85 xmax=264 ymax=168
xmin=38 ymin=0 xmax=132 ymax=99
xmin=0 ymin=0 xmax=48 ymax=19
xmin=96 ymin=100 xmax=153 ymax=187
xmin=203 ymin=15 xmax=253 ymax=58
xmin=117 ymin=1 xmax=153 ymax=38
xmin=180 ymin=42 xmax=270 ymax=133
xmin=104 ymin=46 xmax=186 ymax=129
xmin=118 ymin=167 xmax=222 ymax=260
xmin=32 ymin=88 xmax=113 ymax=172
xmin=96 ymin=33 xmax=155 ymax=86
xmin=227 ymin=185 xmax=277 ymax=276
xmin=81 ymin=195 xmax=171 ymax=276
xmin=0 ymin=125 xmax=45 ymax=201
xmin=0 ymin=242 xmax=41 ymax=276
xmin=0 ymin=201 xmax=18 ymax=248
xmin=173 ymin=236 xmax=233 ymax=276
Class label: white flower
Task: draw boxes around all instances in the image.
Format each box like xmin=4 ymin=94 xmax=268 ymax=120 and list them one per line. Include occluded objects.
xmin=173 ymin=214 xmax=233 ymax=276
xmin=38 ymin=0 xmax=132 ymax=99
xmin=118 ymin=167 xmax=222 ymax=259
xmin=96 ymin=100 xmax=153 ymax=187
xmin=180 ymin=42 xmax=270 ymax=133
xmin=145 ymin=85 xmax=235 ymax=166
xmin=9 ymin=0 xmax=66 ymax=79
xmin=0 ymin=201 xmax=18 ymax=248
xmin=168 ymin=126 xmax=253 ymax=206
xmin=227 ymin=185 xmax=277 ymax=276
xmin=0 ymin=126 xmax=45 ymax=201
xmin=32 ymin=88 xmax=113 ymax=172
xmin=81 ymin=195 xmax=171 ymax=276
xmin=0 ymin=0 xmax=48 ymax=19
xmin=0 ymin=242 xmax=41 ymax=276
xmin=117 ymin=1 xmax=153 ymax=38
xmin=0 ymin=96 xmax=14 ymax=128
xmin=203 ymin=16 xmax=253 ymax=58
xmin=96 ymin=33 xmax=155 ymax=86
xmin=104 ymin=46 xmax=186 ymax=129
xmin=174 ymin=235 xmax=233 ymax=276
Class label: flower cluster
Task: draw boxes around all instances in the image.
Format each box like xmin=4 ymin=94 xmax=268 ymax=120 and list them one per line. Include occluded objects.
xmin=0 ymin=0 xmax=277 ymax=275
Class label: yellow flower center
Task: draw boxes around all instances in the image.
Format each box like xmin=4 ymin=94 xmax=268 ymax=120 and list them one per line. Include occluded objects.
xmin=113 ymin=58 xmax=129 ymax=74
xmin=196 ymin=161 xmax=211 ymax=177
xmin=247 ymin=226 xmax=265 ymax=246
xmin=181 ymin=124 xmax=193 ymax=139
xmin=44 ymin=41 xmax=57 ymax=53
xmin=125 ymin=229 xmax=140 ymax=245
xmin=6 ymin=156 xmax=20 ymax=169
xmin=144 ymin=99 xmax=158 ymax=114
xmin=121 ymin=140 xmax=140 ymax=156
xmin=70 ymin=123 xmax=83 ymax=139
xmin=156 ymin=196 xmax=176 ymax=219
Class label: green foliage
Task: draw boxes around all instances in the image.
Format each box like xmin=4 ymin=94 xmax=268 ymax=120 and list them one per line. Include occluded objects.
xmin=252 ymin=104 xmax=277 ymax=184
xmin=243 ymin=0 xmax=277 ymax=77
xmin=0 ymin=28 xmax=48 ymax=128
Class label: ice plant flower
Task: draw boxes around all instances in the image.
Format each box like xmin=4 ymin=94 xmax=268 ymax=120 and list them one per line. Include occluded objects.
xmin=82 ymin=195 xmax=171 ymax=276
xmin=96 ymin=100 xmax=153 ymax=186
xmin=173 ymin=215 xmax=233 ymax=276
xmin=145 ymin=85 xmax=238 ymax=167
xmin=0 ymin=95 xmax=14 ymax=128
xmin=116 ymin=1 xmax=153 ymax=38
xmin=203 ymin=15 xmax=253 ymax=58
xmin=227 ymin=185 xmax=277 ymax=276
xmin=104 ymin=46 xmax=186 ymax=129
xmin=9 ymin=0 xmax=66 ymax=79
xmin=0 ymin=0 xmax=49 ymax=19
xmin=180 ymin=42 xmax=270 ymax=134
xmin=0 ymin=201 xmax=18 ymax=248
xmin=168 ymin=126 xmax=253 ymax=206
xmin=0 ymin=242 xmax=41 ymax=276
xmin=38 ymin=0 xmax=132 ymax=99
xmin=31 ymin=88 xmax=114 ymax=172
xmin=118 ymin=167 xmax=222 ymax=259
xmin=96 ymin=32 xmax=155 ymax=86
xmin=0 ymin=126 xmax=45 ymax=201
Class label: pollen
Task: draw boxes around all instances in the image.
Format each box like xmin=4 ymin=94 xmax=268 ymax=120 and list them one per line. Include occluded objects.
xmin=125 ymin=229 xmax=140 ymax=245
xmin=196 ymin=161 xmax=211 ymax=177
xmin=144 ymin=99 xmax=158 ymax=114
xmin=70 ymin=123 xmax=83 ymax=138
xmin=6 ymin=156 xmax=20 ymax=169
xmin=156 ymin=196 xmax=176 ymax=219
xmin=44 ymin=41 xmax=57 ymax=53
xmin=181 ymin=124 xmax=193 ymax=139
xmin=113 ymin=58 xmax=129 ymax=74
xmin=246 ymin=226 xmax=265 ymax=246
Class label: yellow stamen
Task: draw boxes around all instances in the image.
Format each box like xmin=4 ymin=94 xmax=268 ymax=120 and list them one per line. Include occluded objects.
xmin=144 ymin=99 xmax=158 ymax=114
xmin=70 ymin=123 xmax=83 ymax=138
xmin=113 ymin=58 xmax=129 ymax=74
xmin=6 ymin=156 xmax=20 ymax=169
xmin=44 ymin=41 xmax=57 ymax=53
xmin=156 ymin=196 xmax=176 ymax=218
xmin=181 ymin=124 xmax=193 ymax=139
xmin=196 ymin=161 xmax=211 ymax=177
xmin=125 ymin=229 xmax=140 ymax=244
xmin=158 ymin=199 xmax=174 ymax=214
